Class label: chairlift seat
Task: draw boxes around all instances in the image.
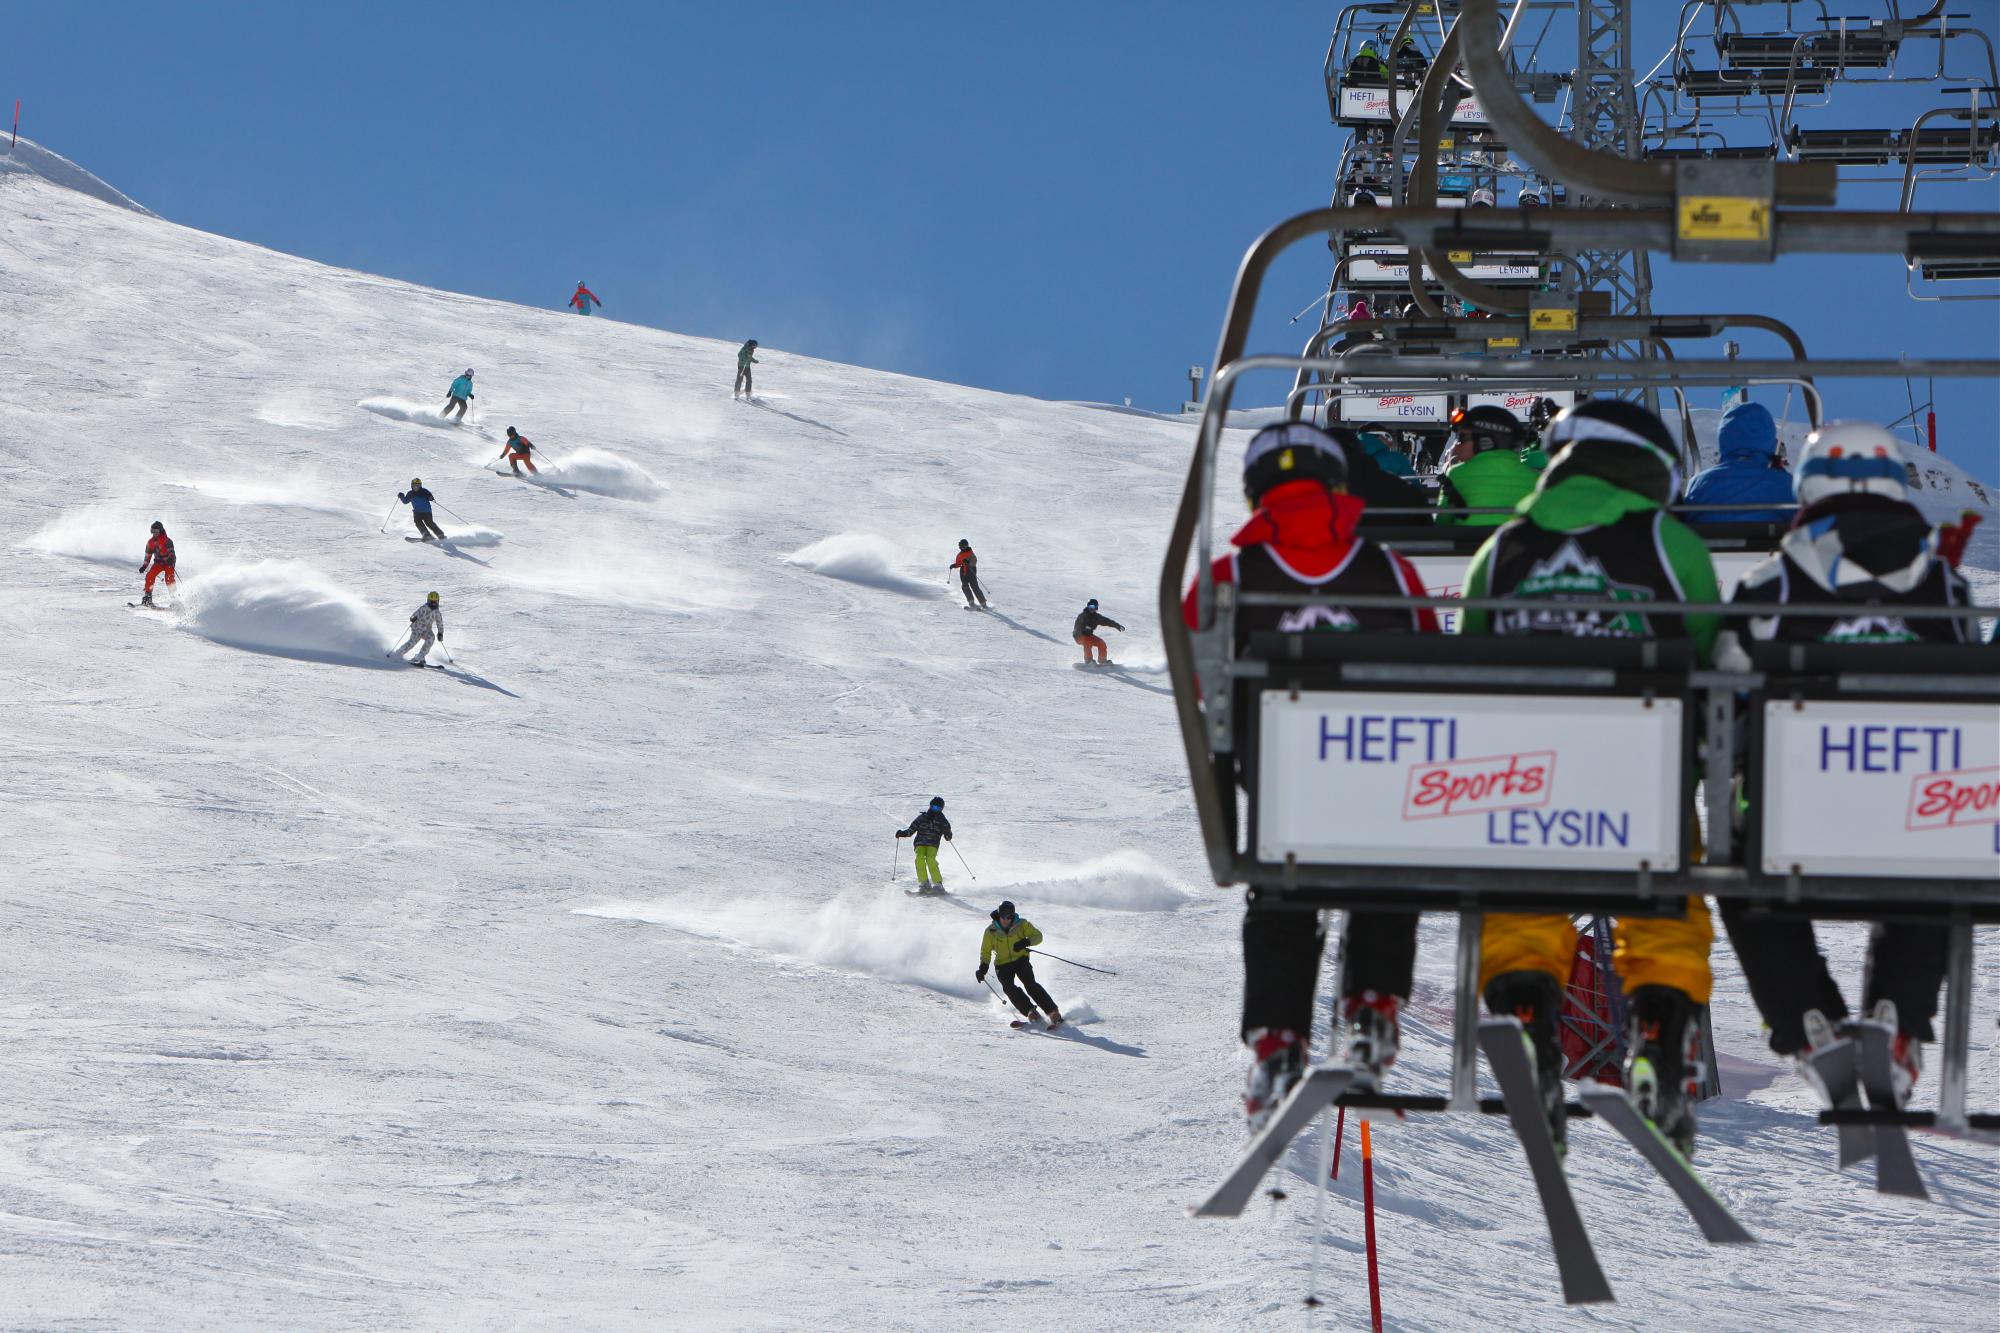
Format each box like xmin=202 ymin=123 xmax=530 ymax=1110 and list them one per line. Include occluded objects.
xmin=1679 ymin=67 xmax=1832 ymax=99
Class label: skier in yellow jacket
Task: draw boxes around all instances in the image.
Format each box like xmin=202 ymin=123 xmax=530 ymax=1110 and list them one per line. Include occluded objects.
xmin=976 ymin=900 xmax=1064 ymax=1028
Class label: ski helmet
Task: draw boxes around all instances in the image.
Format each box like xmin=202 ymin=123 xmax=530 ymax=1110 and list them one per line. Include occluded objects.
xmin=506 ymin=426 xmax=518 ymax=438
xmin=1542 ymin=399 xmax=1680 ymax=505
xmin=929 ymin=796 xmax=944 ymax=810
xmin=427 ymin=591 xmax=440 ymax=604
xmin=1451 ymin=404 xmax=1526 ymax=453
xmin=464 ymin=368 xmax=474 ymax=377
xmin=150 ymin=520 xmax=165 ymax=534
xmin=411 ymin=477 xmax=422 ymax=488
xmin=1242 ymin=422 xmax=1349 ymax=504
xmin=1794 ymin=422 xmax=1909 ymax=508
xmin=992 ymin=900 xmax=1016 ymax=921
xmin=958 ymin=539 xmax=970 ymax=550
xmin=1086 ymin=598 xmax=1098 ymax=610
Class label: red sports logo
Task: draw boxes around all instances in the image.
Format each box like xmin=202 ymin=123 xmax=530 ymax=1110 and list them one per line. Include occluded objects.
xmin=1404 ymin=750 xmax=1555 ymax=820
xmin=1906 ymin=766 xmax=2000 ymax=831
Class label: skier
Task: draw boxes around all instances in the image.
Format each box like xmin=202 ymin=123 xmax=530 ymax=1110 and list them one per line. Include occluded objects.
xmin=1393 ymin=34 xmax=1429 ymax=77
xmin=734 ymin=340 xmax=760 ymax=400
xmin=500 ymin=427 xmax=539 ymax=476
xmin=1347 ymin=41 xmax=1384 ymax=82
xmin=1355 ymin=429 xmax=1417 ymax=479
xmin=1435 ymin=405 xmax=1538 ymax=527
xmin=1325 ymin=424 xmax=1429 ymax=528
xmin=976 ymin=900 xmax=1064 ymax=1028
xmin=1682 ymin=399 xmax=1794 ymax=527
xmin=1520 ymin=396 xmax=1560 ymax=470
xmin=399 ymin=478 xmax=446 ymax=541
xmin=138 ymin=520 xmax=177 ymax=607
xmin=1179 ymin=421 xmax=1440 ymax=1128
xmin=1717 ymin=422 xmax=1982 ymax=1103
xmin=950 ymin=539 xmax=988 ymax=608
xmin=388 ymin=591 xmax=445 ymax=666
xmin=1072 ymin=599 xmax=1124 ymax=666
xmin=1458 ymin=399 xmax=1721 ymax=1158
xmin=442 ymin=369 xmax=474 ymax=421
xmin=895 ymin=796 xmax=952 ymax=894
xmin=569 ymin=281 xmax=601 ymax=316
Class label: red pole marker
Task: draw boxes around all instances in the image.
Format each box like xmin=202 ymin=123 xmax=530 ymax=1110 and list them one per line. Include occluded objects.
xmin=1927 ymin=409 xmax=1937 ymax=453
xmin=1361 ymin=1120 xmax=1383 ymax=1333
xmin=9 ymin=100 xmax=19 ymax=152
xmin=1330 ymin=1105 xmax=1347 ymax=1181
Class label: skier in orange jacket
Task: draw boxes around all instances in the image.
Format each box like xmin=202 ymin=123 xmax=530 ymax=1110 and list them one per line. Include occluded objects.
xmin=139 ymin=521 xmax=177 ymax=606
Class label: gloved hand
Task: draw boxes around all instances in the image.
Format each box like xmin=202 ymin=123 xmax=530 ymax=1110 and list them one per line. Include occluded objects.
xmin=438 ymin=634 xmax=445 ymax=643
xmin=975 ymin=965 xmax=988 ymax=983
xmin=944 ymin=833 xmax=953 ymax=841
xmin=1017 ymin=944 xmax=1033 ymax=954
xmin=896 ymin=830 xmax=911 ymax=839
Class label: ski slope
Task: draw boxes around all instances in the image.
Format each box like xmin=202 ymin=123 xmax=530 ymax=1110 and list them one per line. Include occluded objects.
xmin=1 ymin=145 xmax=1996 ymax=1330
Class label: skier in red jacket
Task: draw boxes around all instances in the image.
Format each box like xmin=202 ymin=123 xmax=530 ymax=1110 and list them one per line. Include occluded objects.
xmin=139 ymin=520 xmax=177 ymax=607
xmin=568 ymin=281 xmax=601 ymax=316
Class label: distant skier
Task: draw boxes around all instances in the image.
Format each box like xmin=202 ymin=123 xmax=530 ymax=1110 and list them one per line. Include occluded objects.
xmin=500 ymin=427 xmax=539 ymax=476
xmin=976 ymin=900 xmax=1064 ymax=1029
xmin=569 ymin=281 xmax=601 ymax=316
xmin=442 ymin=369 xmax=474 ymax=421
xmin=399 ymin=478 xmax=446 ymax=541
xmin=1436 ymin=405 xmax=1538 ymax=527
xmin=895 ymin=796 xmax=953 ymax=893
xmin=1682 ymin=399 xmax=1794 ymax=527
xmin=734 ymin=340 xmax=760 ymax=400
xmin=388 ymin=591 xmax=445 ymax=666
xmin=1072 ymin=599 xmax=1123 ymax=665
xmin=950 ymin=539 xmax=988 ymax=608
xmin=138 ymin=520 xmax=176 ymax=607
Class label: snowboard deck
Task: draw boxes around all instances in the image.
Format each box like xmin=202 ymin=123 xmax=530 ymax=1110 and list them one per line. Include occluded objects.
xmin=1577 ymin=1083 xmax=1753 ymax=1244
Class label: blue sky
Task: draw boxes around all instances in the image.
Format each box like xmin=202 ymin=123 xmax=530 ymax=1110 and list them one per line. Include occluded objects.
xmin=6 ymin=1 xmax=1996 ymax=480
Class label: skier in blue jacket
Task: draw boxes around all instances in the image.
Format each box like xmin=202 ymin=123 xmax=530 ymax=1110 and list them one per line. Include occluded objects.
xmin=442 ymin=369 xmax=474 ymax=421
xmin=1683 ymin=400 xmax=1794 ymax=526
xmin=399 ymin=478 xmax=446 ymax=542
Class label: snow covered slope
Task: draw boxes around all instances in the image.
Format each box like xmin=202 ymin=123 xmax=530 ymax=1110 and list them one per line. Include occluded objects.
xmin=0 ymin=163 xmax=1994 ymax=1331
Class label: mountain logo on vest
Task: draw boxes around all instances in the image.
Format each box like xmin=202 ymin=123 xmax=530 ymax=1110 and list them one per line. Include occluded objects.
xmin=1821 ymin=613 xmax=1920 ymax=644
xmin=1503 ymin=538 xmax=1654 ymax=638
xmin=1276 ymin=605 xmax=1362 ymax=633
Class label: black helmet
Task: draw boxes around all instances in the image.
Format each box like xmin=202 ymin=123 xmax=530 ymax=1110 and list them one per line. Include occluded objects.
xmin=1242 ymin=422 xmax=1349 ymax=504
xmin=1086 ymin=598 xmax=1098 ymax=609
xmin=1451 ymin=404 xmax=1526 ymax=453
xmin=1542 ymin=400 xmax=1681 ymax=505
xmin=992 ymin=900 xmax=1017 ymax=920
xmin=150 ymin=520 xmax=165 ymax=534
xmin=506 ymin=426 xmax=518 ymax=437
xmin=958 ymin=539 xmax=970 ymax=550
xmin=929 ymin=795 xmax=944 ymax=809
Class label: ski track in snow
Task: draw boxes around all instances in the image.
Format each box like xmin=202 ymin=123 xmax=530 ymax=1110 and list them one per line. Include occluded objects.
xmin=0 ymin=168 xmax=1995 ymax=1330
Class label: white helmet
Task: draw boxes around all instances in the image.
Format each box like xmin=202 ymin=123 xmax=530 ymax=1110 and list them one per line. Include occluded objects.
xmin=1794 ymin=421 xmax=1909 ymax=508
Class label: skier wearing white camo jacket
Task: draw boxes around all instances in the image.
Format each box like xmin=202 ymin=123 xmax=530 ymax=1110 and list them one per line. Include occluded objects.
xmin=389 ymin=592 xmax=445 ymax=665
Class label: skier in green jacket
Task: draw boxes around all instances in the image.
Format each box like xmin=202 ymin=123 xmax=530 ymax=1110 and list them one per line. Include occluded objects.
xmin=1436 ymin=405 xmax=1540 ymax=527
xmin=734 ymin=340 xmax=761 ymax=401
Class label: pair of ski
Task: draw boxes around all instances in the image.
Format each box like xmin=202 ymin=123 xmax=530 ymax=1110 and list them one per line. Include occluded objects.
xmin=1192 ymin=1018 xmax=1751 ymax=1307
xmin=1805 ymin=1019 xmax=1928 ymax=1199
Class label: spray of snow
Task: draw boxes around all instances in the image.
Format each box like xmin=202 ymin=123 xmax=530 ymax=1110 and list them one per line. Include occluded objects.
xmin=252 ymin=390 xmax=344 ymax=431
xmin=439 ymin=526 xmax=503 ymax=547
xmin=25 ymin=509 xmax=204 ymax=570
xmin=577 ymin=887 xmax=987 ymax=998
xmin=993 ymin=849 xmax=1190 ymax=912
xmin=178 ymin=560 xmax=401 ymax=666
xmin=539 ymin=448 xmax=668 ymax=501
xmin=358 ymin=397 xmax=463 ymax=429
xmin=165 ymin=475 xmax=363 ymax=518
xmin=782 ymin=533 xmax=937 ymax=597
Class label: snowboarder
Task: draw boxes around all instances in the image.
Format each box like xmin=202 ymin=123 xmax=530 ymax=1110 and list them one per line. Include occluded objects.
xmin=1436 ymin=405 xmax=1538 ymax=527
xmin=1072 ymin=599 xmax=1123 ymax=665
xmin=895 ymin=796 xmax=953 ymax=893
xmin=388 ymin=591 xmax=445 ymax=666
xmin=1682 ymin=399 xmax=1795 ymax=527
xmin=976 ymin=900 xmax=1064 ymax=1028
xmin=1459 ymin=399 xmax=1722 ymax=1158
xmin=569 ymin=281 xmax=601 ymax=316
xmin=138 ymin=520 xmax=177 ymax=607
xmin=399 ymin=478 xmax=446 ymax=541
xmin=734 ymin=340 xmax=760 ymax=400
xmin=1179 ymin=422 xmax=1441 ymax=1128
xmin=1717 ymin=422 xmax=1982 ymax=1104
xmin=500 ymin=427 xmax=539 ymax=476
xmin=442 ymin=369 xmax=474 ymax=421
xmin=950 ymin=539 xmax=988 ymax=608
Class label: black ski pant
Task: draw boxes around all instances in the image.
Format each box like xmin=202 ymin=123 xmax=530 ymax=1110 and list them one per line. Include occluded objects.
xmin=442 ymin=395 xmax=468 ymax=420
xmin=735 ymin=366 xmax=752 ymax=396
xmin=411 ymin=511 xmax=446 ymax=541
xmin=959 ymin=571 xmax=987 ymax=607
xmin=1242 ymin=905 xmax=1417 ymax=1043
xmin=996 ymin=957 xmax=1057 ymax=1019
xmin=1720 ymin=904 xmax=1949 ymax=1053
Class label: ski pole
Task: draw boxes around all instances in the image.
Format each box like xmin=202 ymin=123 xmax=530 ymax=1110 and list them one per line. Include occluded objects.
xmin=378 ymin=501 xmax=398 ymax=534
xmin=435 ymin=502 xmax=471 ymax=523
xmin=949 ymin=842 xmax=977 ymax=880
xmin=891 ymin=838 xmax=902 ymax=881
xmin=982 ymin=973 xmax=1009 ymax=1005
xmin=439 ymin=645 xmax=456 ymax=665
xmin=1020 ymin=947 xmax=1116 ymax=976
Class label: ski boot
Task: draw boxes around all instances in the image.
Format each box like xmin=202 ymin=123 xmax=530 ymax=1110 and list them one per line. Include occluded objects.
xmin=1844 ymin=1000 xmax=1921 ymax=1108
xmin=1244 ymin=1027 xmax=1305 ymax=1135
xmin=1042 ymin=1007 xmax=1065 ymax=1029
xmin=1485 ymin=970 xmax=1568 ymax=1156
xmin=1341 ymin=991 xmax=1402 ymax=1091
xmin=1627 ymin=984 xmax=1702 ymax=1160
xmin=140 ymin=592 xmax=155 ymax=608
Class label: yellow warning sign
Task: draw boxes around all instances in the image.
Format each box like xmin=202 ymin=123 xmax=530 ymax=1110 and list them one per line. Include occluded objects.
xmin=1678 ymin=196 xmax=1770 ymax=243
xmin=1530 ymin=308 xmax=1578 ymax=332
xmin=1486 ymin=336 xmax=1522 ymax=351
xmin=1448 ymin=250 xmax=1473 ymax=264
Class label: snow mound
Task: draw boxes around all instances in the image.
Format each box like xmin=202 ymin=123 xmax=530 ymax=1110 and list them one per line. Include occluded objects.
xmin=165 ymin=476 xmax=362 ymax=518
xmin=782 ymin=533 xmax=936 ymax=597
xmin=996 ymin=849 xmax=1191 ymax=911
xmin=26 ymin=509 xmax=202 ymax=570
xmin=440 ymin=526 xmax=503 ymax=547
xmin=358 ymin=396 xmax=461 ymax=429
xmin=576 ymin=887 xmax=988 ymax=998
xmin=179 ymin=560 xmax=400 ymax=666
xmin=0 ymin=135 xmax=152 ymax=215
xmin=542 ymin=448 xmax=668 ymax=500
